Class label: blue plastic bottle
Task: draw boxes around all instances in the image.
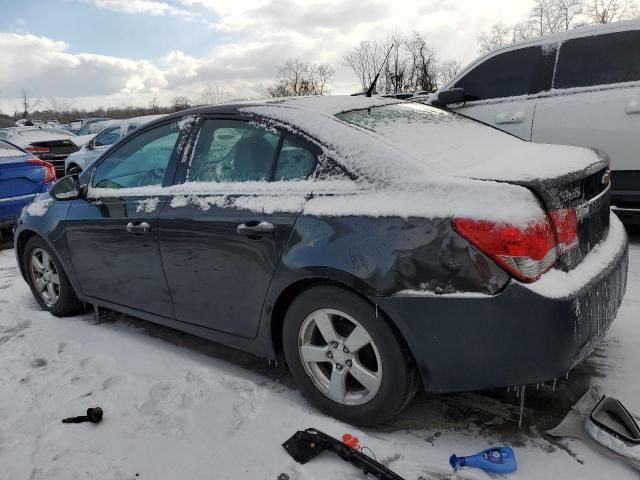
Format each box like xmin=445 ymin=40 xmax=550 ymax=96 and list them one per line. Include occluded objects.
xmin=449 ymin=447 xmax=517 ymax=474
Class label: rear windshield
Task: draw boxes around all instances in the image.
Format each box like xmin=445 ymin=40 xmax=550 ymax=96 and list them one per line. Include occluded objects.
xmin=0 ymin=140 xmax=26 ymax=158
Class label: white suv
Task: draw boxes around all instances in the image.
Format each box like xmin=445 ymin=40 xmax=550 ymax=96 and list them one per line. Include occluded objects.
xmin=431 ymin=20 xmax=640 ymax=222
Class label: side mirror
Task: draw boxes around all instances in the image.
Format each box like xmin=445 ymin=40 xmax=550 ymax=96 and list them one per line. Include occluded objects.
xmin=51 ymin=174 xmax=85 ymax=201
xmin=86 ymin=139 xmax=95 ymax=150
xmin=431 ymin=88 xmax=466 ymax=107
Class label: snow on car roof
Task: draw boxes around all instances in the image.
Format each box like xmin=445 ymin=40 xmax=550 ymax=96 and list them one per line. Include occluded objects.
xmin=240 ymin=97 xmax=603 ymax=184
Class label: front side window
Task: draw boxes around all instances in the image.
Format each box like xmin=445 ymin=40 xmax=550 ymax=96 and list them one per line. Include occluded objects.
xmin=92 ymin=122 xmax=179 ymax=189
xmin=94 ymin=126 xmax=122 ymax=147
xmin=555 ymin=31 xmax=640 ymax=89
xmin=454 ymin=45 xmax=556 ymax=101
xmin=126 ymin=123 xmax=140 ymax=134
xmin=188 ymin=120 xmax=281 ymax=182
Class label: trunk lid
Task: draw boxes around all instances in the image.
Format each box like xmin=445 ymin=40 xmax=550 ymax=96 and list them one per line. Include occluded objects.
xmin=28 ymin=139 xmax=78 ymax=177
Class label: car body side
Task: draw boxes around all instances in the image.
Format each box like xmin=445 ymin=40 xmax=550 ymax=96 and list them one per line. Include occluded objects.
xmin=13 ymin=105 xmax=628 ymax=394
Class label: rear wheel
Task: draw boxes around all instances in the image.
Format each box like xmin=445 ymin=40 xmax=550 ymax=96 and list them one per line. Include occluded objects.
xmin=282 ymin=286 xmax=417 ymax=426
xmin=23 ymin=236 xmax=82 ymax=316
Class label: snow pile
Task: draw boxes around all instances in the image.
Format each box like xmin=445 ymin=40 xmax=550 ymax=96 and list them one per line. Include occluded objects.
xmin=136 ymin=197 xmax=160 ymax=213
xmin=25 ymin=197 xmax=53 ymax=217
xmin=524 ymin=213 xmax=627 ymax=298
xmin=304 ymin=178 xmax=545 ymax=226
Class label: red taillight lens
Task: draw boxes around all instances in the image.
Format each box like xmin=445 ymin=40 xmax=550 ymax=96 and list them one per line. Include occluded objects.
xmin=25 ymin=145 xmax=51 ymax=156
xmin=549 ymin=208 xmax=579 ymax=255
xmin=27 ymin=158 xmax=57 ymax=183
xmin=453 ymin=217 xmax=557 ymax=282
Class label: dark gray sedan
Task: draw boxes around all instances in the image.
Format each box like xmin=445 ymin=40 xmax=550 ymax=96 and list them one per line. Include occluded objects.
xmin=14 ymin=97 xmax=627 ymax=425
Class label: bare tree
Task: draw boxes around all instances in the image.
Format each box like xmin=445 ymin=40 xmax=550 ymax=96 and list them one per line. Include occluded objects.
xmin=438 ymin=60 xmax=463 ymax=86
xmin=47 ymin=96 xmax=74 ymax=115
xmin=198 ymin=85 xmax=228 ymax=105
xmin=405 ymin=33 xmax=439 ymax=92
xmin=20 ymin=88 xmax=40 ymax=119
xmin=148 ymin=95 xmax=160 ymax=113
xmin=342 ymin=40 xmax=384 ymax=93
xmin=554 ymin=0 xmax=586 ymax=30
xmin=586 ymin=0 xmax=638 ymax=22
xmin=266 ymin=58 xmax=335 ymax=97
xmin=171 ymin=95 xmax=191 ymax=112
xmin=478 ymin=23 xmax=512 ymax=53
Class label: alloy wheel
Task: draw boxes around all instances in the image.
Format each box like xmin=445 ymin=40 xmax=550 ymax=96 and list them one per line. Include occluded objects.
xmin=298 ymin=308 xmax=382 ymax=406
xmin=29 ymin=248 xmax=60 ymax=307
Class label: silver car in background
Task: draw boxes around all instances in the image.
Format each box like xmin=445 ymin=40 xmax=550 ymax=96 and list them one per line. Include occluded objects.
xmin=65 ymin=115 xmax=165 ymax=174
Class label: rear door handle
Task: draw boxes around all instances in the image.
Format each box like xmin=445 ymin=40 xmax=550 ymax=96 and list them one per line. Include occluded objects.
xmin=236 ymin=221 xmax=275 ymax=236
xmin=126 ymin=221 xmax=151 ymax=233
xmin=495 ymin=111 xmax=526 ymax=125
xmin=626 ymin=100 xmax=640 ymax=115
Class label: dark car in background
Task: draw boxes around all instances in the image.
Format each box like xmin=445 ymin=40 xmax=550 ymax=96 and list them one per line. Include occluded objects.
xmin=13 ymin=97 xmax=628 ymax=426
xmin=0 ymin=140 xmax=56 ymax=228
xmin=0 ymin=128 xmax=81 ymax=178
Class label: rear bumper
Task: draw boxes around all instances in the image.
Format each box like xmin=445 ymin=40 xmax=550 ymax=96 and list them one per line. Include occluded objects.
xmin=377 ymin=213 xmax=628 ymax=393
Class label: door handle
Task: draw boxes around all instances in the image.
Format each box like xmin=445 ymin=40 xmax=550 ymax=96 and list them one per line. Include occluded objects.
xmin=126 ymin=221 xmax=151 ymax=233
xmin=236 ymin=221 xmax=275 ymax=236
xmin=495 ymin=111 xmax=526 ymax=125
xmin=626 ymin=100 xmax=640 ymax=115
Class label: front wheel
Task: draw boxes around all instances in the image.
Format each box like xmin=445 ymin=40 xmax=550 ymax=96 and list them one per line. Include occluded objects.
xmin=23 ymin=236 xmax=83 ymax=316
xmin=282 ymin=286 xmax=417 ymax=426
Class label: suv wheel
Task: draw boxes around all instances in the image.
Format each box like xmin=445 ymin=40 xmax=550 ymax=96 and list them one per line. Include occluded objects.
xmin=23 ymin=236 xmax=82 ymax=316
xmin=282 ymin=286 xmax=417 ymax=426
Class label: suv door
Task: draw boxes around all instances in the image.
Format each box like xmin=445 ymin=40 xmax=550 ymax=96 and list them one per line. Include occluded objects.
xmin=64 ymin=120 xmax=187 ymax=317
xmin=157 ymin=119 xmax=318 ymax=338
xmin=444 ymin=44 xmax=557 ymax=140
xmin=532 ymin=30 xmax=640 ymax=212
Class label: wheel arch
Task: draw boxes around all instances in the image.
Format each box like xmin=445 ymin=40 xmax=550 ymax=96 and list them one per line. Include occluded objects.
xmin=15 ymin=228 xmax=39 ymax=279
xmin=266 ymin=276 xmax=421 ymax=385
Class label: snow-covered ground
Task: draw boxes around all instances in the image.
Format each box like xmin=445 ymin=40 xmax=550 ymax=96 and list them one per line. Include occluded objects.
xmin=1 ymin=237 xmax=639 ymax=479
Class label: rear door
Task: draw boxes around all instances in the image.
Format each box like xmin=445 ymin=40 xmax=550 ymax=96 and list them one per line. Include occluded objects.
xmin=158 ymin=118 xmax=318 ymax=338
xmin=446 ymin=44 xmax=557 ymax=140
xmin=532 ymin=30 xmax=640 ymax=204
xmin=64 ymin=119 xmax=188 ymax=317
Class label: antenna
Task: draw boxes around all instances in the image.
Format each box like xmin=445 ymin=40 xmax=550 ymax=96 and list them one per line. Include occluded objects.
xmin=365 ymin=43 xmax=394 ymax=98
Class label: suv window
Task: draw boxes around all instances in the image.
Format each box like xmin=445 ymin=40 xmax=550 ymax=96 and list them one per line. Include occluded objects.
xmin=92 ymin=122 xmax=179 ymax=189
xmin=274 ymin=135 xmax=318 ymax=181
xmin=188 ymin=120 xmax=281 ymax=182
xmin=454 ymin=45 xmax=557 ymax=101
xmin=555 ymin=31 xmax=640 ymax=89
xmin=94 ymin=126 xmax=121 ymax=147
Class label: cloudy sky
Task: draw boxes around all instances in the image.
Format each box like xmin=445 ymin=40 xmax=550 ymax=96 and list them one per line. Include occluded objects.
xmin=0 ymin=0 xmax=533 ymax=112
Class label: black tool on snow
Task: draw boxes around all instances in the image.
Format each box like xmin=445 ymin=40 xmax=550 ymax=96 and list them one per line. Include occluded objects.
xmin=282 ymin=428 xmax=405 ymax=480
xmin=62 ymin=407 xmax=104 ymax=424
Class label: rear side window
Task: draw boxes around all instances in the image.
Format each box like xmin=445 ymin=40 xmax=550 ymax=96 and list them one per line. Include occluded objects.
xmin=454 ymin=45 xmax=557 ymax=101
xmin=555 ymin=31 xmax=640 ymax=89
xmin=274 ymin=135 xmax=317 ymax=181
xmin=0 ymin=140 xmax=26 ymax=158
xmin=188 ymin=120 xmax=281 ymax=182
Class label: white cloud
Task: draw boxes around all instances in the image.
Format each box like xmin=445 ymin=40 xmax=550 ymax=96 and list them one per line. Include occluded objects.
xmin=0 ymin=0 xmax=535 ymax=111
xmin=85 ymin=0 xmax=196 ymax=17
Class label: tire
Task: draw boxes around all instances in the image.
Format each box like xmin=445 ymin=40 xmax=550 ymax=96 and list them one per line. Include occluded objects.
xmin=23 ymin=236 xmax=83 ymax=316
xmin=282 ymin=286 xmax=417 ymax=426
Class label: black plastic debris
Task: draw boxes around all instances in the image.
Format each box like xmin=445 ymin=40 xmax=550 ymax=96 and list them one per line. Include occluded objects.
xmin=62 ymin=407 xmax=103 ymax=424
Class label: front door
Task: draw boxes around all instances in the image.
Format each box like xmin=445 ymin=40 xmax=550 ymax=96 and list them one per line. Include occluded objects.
xmin=158 ymin=119 xmax=318 ymax=338
xmin=65 ymin=120 xmax=185 ymax=317
xmin=444 ymin=43 xmax=557 ymax=140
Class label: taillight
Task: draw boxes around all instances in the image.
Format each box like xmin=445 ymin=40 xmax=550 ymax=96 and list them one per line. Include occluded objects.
xmin=453 ymin=217 xmax=557 ymax=282
xmin=549 ymin=208 xmax=579 ymax=255
xmin=27 ymin=158 xmax=57 ymax=183
xmin=25 ymin=145 xmax=51 ymax=156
